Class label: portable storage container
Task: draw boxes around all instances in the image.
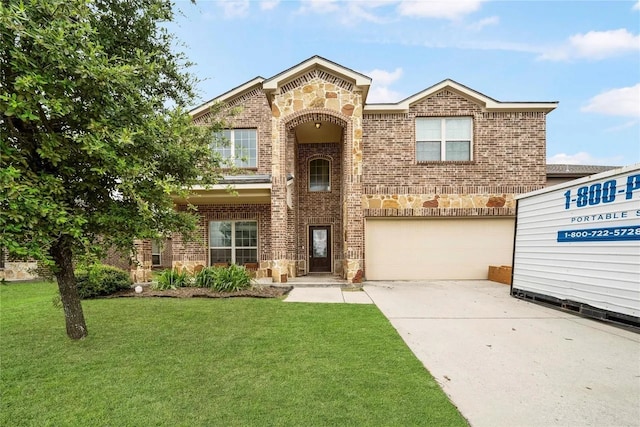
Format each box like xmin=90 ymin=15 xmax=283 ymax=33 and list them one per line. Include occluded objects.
xmin=512 ymin=164 xmax=640 ymax=326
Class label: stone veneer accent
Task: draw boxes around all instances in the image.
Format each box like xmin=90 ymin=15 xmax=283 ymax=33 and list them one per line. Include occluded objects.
xmin=361 ymin=185 xmax=544 ymax=215
xmin=363 ymin=193 xmax=515 ymax=210
xmin=0 ymin=262 xmax=39 ymax=281
xmin=269 ymin=70 xmax=364 ymax=283
xmin=131 ymin=239 xmax=152 ymax=283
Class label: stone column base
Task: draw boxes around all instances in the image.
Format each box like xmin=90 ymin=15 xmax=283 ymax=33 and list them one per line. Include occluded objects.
xmin=270 ymin=259 xmax=293 ymax=283
xmin=172 ymin=261 xmax=206 ymax=275
xmin=343 ymin=258 xmax=364 ymax=285
xmin=130 ymin=262 xmax=152 ymax=284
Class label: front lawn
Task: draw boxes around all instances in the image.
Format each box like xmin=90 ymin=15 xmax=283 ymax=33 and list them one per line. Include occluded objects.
xmin=0 ymin=281 xmax=467 ymax=426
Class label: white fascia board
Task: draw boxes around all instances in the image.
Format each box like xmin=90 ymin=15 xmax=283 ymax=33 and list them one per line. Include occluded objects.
xmin=262 ymin=56 xmax=371 ymax=91
xmin=516 ymin=163 xmax=638 ymax=200
xmin=364 ymin=79 xmax=558 ymax=114
xmin=189 ymin=77 xmax=265 ymax=117
xmin=364 ymin=103 xmax=410 ymax=113
xmin=190 ymin=183 xmax=272 ymax=191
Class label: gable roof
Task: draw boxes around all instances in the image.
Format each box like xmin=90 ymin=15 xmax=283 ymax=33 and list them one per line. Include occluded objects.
xmin=190 ymin=57 xmax=558 ymax=117
xmin=262 ymin=55 xmax=372 ymax=100
xmin=365 ymin=79 xmax=558 ymax=113
xmin=190 ymin=76 xmax=265 ymax=118
xmin=190 ymin=56 xmax=373 ymax=117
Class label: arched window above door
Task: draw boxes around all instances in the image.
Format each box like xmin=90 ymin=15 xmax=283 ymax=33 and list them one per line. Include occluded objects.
xmin=309 ymin=158 xmax=330 ymax=192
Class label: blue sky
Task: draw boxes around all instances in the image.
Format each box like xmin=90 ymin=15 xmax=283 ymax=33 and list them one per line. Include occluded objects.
xmin=167 ymin=0 xmax=640 ymax=166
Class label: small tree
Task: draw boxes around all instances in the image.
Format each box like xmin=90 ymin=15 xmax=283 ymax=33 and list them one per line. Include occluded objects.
xmin=1 ymin=0 xmax=222 ymax=339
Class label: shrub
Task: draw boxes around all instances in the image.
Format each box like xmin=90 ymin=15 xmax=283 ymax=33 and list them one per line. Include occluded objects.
xmin=209 ymin=264 xmax=252 ymax=293
xmin=194 ymin=267 xmax=218 ymax=289
xmin=75 ymin=264 xmax=132 ymax=299
xmin=153 ymin=269 xmax=190 ymax=290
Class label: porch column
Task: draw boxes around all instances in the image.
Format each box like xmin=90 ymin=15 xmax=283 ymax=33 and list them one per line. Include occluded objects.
xmin=131 ymin=239 xmax=152 ymax=283
xmin=343 ymin=178 xmax=364 ymax=284
xmin=342 ymin=94 xmax=365 ymax=284
xmin=271 ymin=176 xmax=289 ymax=282
xmin=270 ymin=117 xmax=290 ymax=283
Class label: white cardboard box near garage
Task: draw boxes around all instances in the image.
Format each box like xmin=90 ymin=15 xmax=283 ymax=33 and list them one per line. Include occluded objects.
xmin=512 ymin=163 xmax=640 ymax=327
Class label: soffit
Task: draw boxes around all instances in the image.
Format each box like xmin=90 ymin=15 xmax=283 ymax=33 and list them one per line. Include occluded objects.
xmin=294 ymin=121 xmax=343 ymax=144
xmin=172 ymin=178 xmax=272 ymax=205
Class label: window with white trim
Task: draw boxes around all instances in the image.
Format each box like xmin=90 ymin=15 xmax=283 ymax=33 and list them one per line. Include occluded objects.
xmin=209 ymin=221 xmax=258 ymax=265
xmin=151 ymin=240 xmax=162 ymax=266
xmin=416 ymin=117 xmax=472 ymax=162
xmin=213 ymin=129 xmax=257 ymax=168
xmin=309 ymin=158 xmax=330 ymax=192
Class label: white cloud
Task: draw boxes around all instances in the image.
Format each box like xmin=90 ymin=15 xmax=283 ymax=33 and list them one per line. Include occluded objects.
xmin=217 ymin=0 xmax=250 ymax=18
xmin=297 ymin=0 xmax=487 ymax=24
xmin=539 ymin=29 xmax=640 ymax=61
xmin=344 ymin=3 xmax=390 ymax=24
xmin=604 ymin=119 xmax=639 ymax=132
xmin=366 ymin=67 xmax=403 ymax=86
xmin=364 ymin=67 xmax=403 ymax=102
xmin=547 ymin=152 xmax=624 ymax=166
xmin=581 ymin=84 xmax=640 ymax=118
xmin=633 ymin=1 xmax=640 ymax=11
xmin=367 ymin=86 xmax=404 ymax=103
xmin=467 ymin=15 xmax=499 ymax=31
xmin=260 ymin=1 xmax=280 ymax=10
xmin=297 ymin=0 xmax=341 ymax=14
xmin=397 ymin=0 xmax=485 ymax=20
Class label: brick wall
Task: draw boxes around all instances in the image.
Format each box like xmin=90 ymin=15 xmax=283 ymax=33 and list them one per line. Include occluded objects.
xmin=361 ymin=89 xmax=547 ymax=218
xmin=193 ymin=89 xmax=273 ymax=175
xmin=171 ymin=203 xmax=272 ymax=266
xmin=363 ymin=90 xmax=547 ymax=187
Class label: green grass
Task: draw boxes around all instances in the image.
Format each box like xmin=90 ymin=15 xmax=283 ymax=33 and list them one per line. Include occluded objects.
xmin=0 ymin=281 xmax=467 ymax=426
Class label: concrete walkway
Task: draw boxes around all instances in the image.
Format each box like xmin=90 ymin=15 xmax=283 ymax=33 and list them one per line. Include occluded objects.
xmin=284 ymin=286 xmax=373 ymax=304
xmin=284 ymin=280 xmax=640 ymax=427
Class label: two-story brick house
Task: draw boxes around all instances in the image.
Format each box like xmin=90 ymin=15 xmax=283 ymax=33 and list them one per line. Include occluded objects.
xmin=151 ymin=55 xmax=557 ymax=284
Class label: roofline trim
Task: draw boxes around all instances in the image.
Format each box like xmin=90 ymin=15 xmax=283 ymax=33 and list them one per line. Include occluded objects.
xmin=363 ymin=79 xmax=558 ymax=113
xmin=262 ymin=55 xmax=372 ymax=91
xmin=189 ymin=77 xmax=265 ymax=117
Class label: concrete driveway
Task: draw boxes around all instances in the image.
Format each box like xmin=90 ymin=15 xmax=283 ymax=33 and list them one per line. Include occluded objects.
xmin=363 ymin=280 xmax=640 ymax=427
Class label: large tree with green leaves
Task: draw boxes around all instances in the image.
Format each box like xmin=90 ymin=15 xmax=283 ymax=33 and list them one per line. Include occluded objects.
xmin=1 ymin=0 xmax=222 ymax=339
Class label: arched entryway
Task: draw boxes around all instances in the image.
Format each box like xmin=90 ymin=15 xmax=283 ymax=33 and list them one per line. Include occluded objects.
xmin=285 ymin=112 xmax=349 ymax=276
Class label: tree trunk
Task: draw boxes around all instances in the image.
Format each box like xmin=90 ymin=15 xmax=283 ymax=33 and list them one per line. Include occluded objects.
xmin=50 ymin=235 xmax=88 ymax=340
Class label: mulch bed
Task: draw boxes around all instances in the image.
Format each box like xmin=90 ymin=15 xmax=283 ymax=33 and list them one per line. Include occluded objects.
xmin=106 ymin=285 xmax=293 ymax=299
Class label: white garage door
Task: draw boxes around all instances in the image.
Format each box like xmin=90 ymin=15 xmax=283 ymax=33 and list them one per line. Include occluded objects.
xmin=365 ymin=218 xmax=515 ymax=280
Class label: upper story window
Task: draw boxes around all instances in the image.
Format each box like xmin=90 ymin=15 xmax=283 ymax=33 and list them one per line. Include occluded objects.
xmin=213 ymin=129 xmax=257 ymax=168
xmin=416 ymin=117 xmax=472 ymax=162
xmin=309 ymin=158 xmax=330 ymax=192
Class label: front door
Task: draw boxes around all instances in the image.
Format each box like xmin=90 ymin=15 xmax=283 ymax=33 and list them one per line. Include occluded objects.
xmin=309 ymin=226 xmax=331 ymax=273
